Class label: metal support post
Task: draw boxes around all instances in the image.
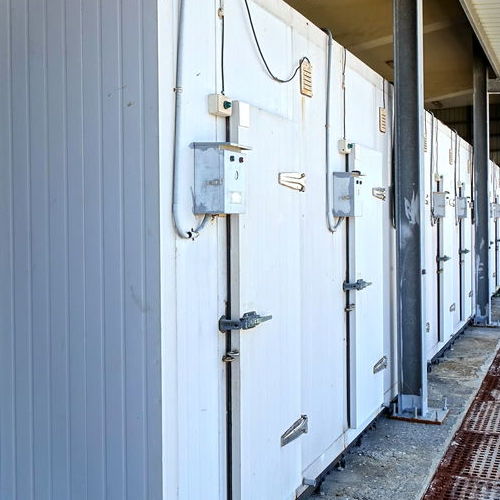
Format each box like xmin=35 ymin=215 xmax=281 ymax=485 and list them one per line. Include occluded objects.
xmin=473 ymin=41 xmax=491 ymax=325
xmin=392 ymin=0 xmax=447 ymax=423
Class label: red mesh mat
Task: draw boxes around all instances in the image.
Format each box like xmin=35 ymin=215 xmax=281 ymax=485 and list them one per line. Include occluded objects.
xmin=423 ymin=351 xmax=500 ymax=499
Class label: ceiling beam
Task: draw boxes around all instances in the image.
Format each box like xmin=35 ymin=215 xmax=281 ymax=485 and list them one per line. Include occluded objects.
xmin=350 ymin=20 xmax=457 ymax=52
xmin=424 ymin=88 xmax=473 ymax=105
xmin=489 ymin=79 xmax=500 ymax=94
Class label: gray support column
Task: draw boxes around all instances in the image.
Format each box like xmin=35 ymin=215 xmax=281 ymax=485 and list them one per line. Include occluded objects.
xmin=473 ymin=41 xmax=491 ymax=324
xmin=393 ymin=0 xmax=428 ymax=416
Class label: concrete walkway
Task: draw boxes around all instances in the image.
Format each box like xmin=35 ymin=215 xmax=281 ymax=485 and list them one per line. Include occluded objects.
xmin=312 ymin=324 xmax=500 ymax=500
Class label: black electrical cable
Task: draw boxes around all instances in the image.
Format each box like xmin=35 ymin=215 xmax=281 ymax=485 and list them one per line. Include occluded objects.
xmin=221 ymin=7 xmax=225 ymax=94
xmin=242 ymin=0 xmax=309 ymax=83
xmin=342 ymin=48 xmax=347 ymax=139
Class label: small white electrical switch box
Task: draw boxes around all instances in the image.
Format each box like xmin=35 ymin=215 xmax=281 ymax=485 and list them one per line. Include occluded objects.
xmin=338 ymin=139 xmax=353 ymax=155
xmin=332 ymin=172 xmax=363 ymax=217
xmin=432 ymin=192 xmax=447 ymax=218
xmin=208 ymin=94 xmax=233 ymax=117
xmin=193 ymin=142 xmax=251 ymax=215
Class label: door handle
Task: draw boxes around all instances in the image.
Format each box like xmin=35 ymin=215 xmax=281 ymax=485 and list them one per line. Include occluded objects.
xmin=343 ymin=279 xmax=372 ymax=291
xmin=437 ymin=255 xmax=451 ymax=263
xmin=219 ymin=311 xmax=272 ymax=332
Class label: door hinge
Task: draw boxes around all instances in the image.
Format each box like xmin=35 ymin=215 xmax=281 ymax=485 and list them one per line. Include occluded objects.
xmin=281 ymin=415 xmax=308 ymax=447
xmin=343 ymin=279 xmax=372 ymax=292
xmin=219 ymin=311 xmax=272 ymax=332
xmin=345 ymin=303 xmax=356 ymax=312
xmin=459 ymin=249 xmax=470 ymax=255
xmin=222 ymin=350 xmax=240 ymax=363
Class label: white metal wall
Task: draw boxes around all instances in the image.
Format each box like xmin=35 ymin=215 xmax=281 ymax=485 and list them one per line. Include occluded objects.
xmin=163 ymin=0 xmax=396 ymax=497
xmin=0 ymin=0 xmax=162 ymax=498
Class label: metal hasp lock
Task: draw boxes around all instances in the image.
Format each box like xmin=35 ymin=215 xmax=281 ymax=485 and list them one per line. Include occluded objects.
xmin=437 ymin=255 xmax=451 ymax=263
xmin=343 ymin=279 xmax=372 ymax=291
xmin=219 ymin=311 xmax=272 ymax=332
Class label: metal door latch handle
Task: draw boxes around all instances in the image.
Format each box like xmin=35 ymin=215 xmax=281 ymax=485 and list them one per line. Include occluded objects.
xmin=343 ymin=279 xmax=372 ymax=291
xmin=219 ymin=311 xmax=272 ymax=332
xmin=372 ymin=187 xmax=386 ymax=201
xmin=437 ymin=255 xmax=451 ymax=262
xmin=459 ymin=249 xmax=470 ymax=255
xmin=281 ymin=415 xmax=308 ymax=447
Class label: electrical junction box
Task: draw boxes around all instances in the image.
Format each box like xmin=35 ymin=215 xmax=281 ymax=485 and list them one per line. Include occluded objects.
xmin=491 ymin=203 xmax=500 ymax=219
xmin=193 ymin=142 xmax=250 ymax=215
xmin=332 ymin=172 xmax=363 ymax=217
xmin=432 ymin=192 xmax=447 ymax=218
xmin=456 ymin=197 xmax=468 ymax=219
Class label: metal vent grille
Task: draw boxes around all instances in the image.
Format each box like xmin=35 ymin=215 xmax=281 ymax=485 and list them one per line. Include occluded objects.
xmin=379 ymin=107 xmax=387 ymax=133
xmin=423 ymin=350 xmax=500 ymax=499
xmin=300 ymin=60 xmax=313 ymax=97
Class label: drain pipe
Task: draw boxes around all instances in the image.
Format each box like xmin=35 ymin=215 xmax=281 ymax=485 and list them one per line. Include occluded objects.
xmin=323 ymin=29 xmax=337 ymax=233
xmin=173 ymin=0 xmax=209 ymax=239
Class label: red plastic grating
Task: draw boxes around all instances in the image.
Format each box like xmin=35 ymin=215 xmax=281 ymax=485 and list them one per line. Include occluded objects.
xmin=463 ymin=403 xmax=500 ymax=434
xmin=423 ymin=350 xmax=500 ymax=499
xmin=426 ymin=476 xmax=500 ymax=500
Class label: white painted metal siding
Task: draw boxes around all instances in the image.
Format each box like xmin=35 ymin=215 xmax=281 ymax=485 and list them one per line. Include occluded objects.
xmin=0 ymin=0 xmax=162 ymax=498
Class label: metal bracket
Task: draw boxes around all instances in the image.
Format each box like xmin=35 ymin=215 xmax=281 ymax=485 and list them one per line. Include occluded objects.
xmin=281 ymin=415 xmax=308 ymax=447
xmin=278 ymin=172 xmax=306 ymax=192
xmin=345 ymin=303 xmax=356 ymax=312
xmin=343 ymin=279 xmax=372 ymax=292
xmin=219 ymin=311 xmax=272 ymax=332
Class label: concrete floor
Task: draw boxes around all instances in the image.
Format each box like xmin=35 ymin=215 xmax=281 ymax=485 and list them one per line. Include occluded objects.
xmin=312 ymin=322 xmax=500 ymax=500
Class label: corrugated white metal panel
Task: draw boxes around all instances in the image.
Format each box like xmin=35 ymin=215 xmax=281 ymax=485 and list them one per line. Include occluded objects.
xmin=0 ymin=0 xmax=162 ymax=498
xmin=460 ymin=0 xmax=500 ymax=76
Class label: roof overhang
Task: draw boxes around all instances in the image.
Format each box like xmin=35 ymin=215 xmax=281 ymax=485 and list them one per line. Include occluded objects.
xmin=459 ymin=0 xmax=500 ymax=76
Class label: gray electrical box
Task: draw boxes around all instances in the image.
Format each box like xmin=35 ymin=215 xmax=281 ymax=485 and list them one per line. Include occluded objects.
xmin=432 ymin=192 xmax=447 ymax=218
xmin=332 ymin=172 xmax=363 ymax=217
xmin=456 ymin=197 xmax=468 ymax=219
xmin=193 ymin=142 xmax=250 ymax=215
xmin=492 ymin=203 xmax=500 ymax=219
